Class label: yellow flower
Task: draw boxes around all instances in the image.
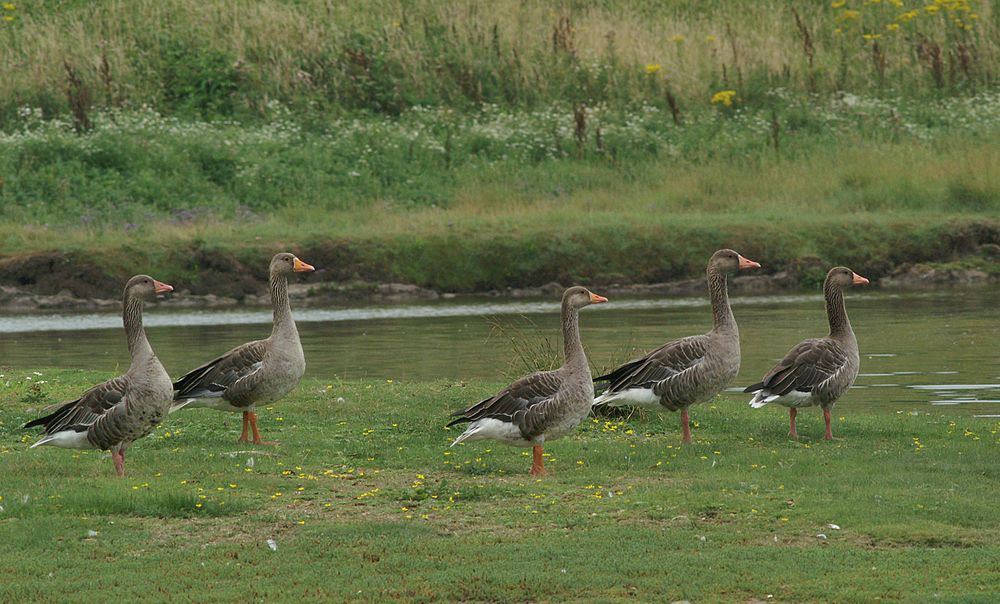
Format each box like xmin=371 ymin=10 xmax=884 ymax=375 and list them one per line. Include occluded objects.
xmin=711 ymin=90 xmax=736 ymax=107
xmin=886 ymin=22 xmax=900 ymax=31
xmin=2 ymin=14 xmax=12 ymax=21
xmin=888 ymin=0 xmax=904 ymax=6
xmin=645 ymin=63 xmax=661 ymax=74
xmin=863 ymin=33 xmax=883 ymax=39
xmin=705 ymin=34 xmax=716 ymax=42
xmin=2 ymin=3 xmax=14 ymax=10
xmin=925 ymin=5 xmax=939 ymax=13
xmin=831 ymin=0 xmax=846 ymax=7
xmin=840 ymin=9 xmax=861 ymax=20
xmin=671 ymin=34 xmax=686 ymax=43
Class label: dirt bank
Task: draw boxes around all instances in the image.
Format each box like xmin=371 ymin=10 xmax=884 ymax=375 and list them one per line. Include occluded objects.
xmin=1 ymin=252 xmax=997 ymax=313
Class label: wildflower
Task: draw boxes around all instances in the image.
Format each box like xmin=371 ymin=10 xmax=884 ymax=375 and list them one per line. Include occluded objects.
xmin=840 ymin=9 xmax=861 ymax=20
xmin=886 ymin=22 xmax=900 ymax=31
xmin=925 ymin=5 xmax=939 ymax=13
xmin=2 ymin=3 xmax=14 ymax=11
xmin=831 ymin=0 xmax=846 ymax=7
xmin=710 ymin=90 xmax=737 ymax=107
xmin=863 ymin=33 xmax=882 ymax=39
xmin=671 ymin=34 xmax=686 ymax=43
xmin=705 ymin=34 xmax=716 ymax=42
xmin=645 ymin=63 xmax=661 ymax=74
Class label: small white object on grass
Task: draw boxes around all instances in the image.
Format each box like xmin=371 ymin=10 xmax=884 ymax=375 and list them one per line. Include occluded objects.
xmin=86 ymin=530 xmax=98 ymax=538
xmin=266 ymin=538 xmax=278 ymax=551
xmin=246 ymin=457 xmax=255 ymax=468
xmin=816 ymin=533 xmax=828 ymax=540
xmin=827 ymin=523 xmax=841 ymax=530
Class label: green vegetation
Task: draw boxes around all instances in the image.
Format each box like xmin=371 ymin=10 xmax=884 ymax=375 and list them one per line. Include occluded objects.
xmin=1 ymin=370 xmax=998 ymax=601
xmin=0 ymin=1 xmax=995 ymax=122
xmin=1 ymin=1 xmax=999 ymax=291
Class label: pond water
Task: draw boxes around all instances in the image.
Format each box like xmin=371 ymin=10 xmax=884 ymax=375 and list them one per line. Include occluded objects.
xmin=1 ymin=287 xmax=998 ymax=415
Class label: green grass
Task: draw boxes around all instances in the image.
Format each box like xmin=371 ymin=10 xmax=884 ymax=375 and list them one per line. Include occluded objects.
xmin=0 ymin=1 xmax=996 ymax=124
xmin=2 ymin=370 xmax=998 ymax=601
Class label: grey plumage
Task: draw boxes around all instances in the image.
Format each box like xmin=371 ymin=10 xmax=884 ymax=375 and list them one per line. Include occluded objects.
xmin=24 ymin=275 xmax=174 ymax=476
xmin=593 ymin=249 xmax=760 ymax=443
xmin=745 ymin=266 xmax=868 ymax=440
xmin=448 ymin=286 xmax=607 ymax=475
xmin=169 ymin=252 xmax=314 ymax=444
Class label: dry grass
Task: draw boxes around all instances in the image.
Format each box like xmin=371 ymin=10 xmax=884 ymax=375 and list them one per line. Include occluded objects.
xmin=2 ymin=0 xmax=996 ymax=121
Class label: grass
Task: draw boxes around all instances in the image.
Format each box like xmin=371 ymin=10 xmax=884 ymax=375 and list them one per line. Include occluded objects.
xmin=1 ymin=3 xmax=998 ymax=294
xmin=0 ymin=1 xmax=996 ymax=124
xmin=2 ymin=94 xmax=1000 ymax=294
xmin=1 ymin=369 xmax=998 ymax=601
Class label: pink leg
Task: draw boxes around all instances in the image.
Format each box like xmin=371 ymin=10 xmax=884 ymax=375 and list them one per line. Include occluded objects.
xmin=681 ymin=407 xmax=692 ymax=444
xmin=249 ymin=412 xmax=277 ymax=446
xmin=238 ymin=411 xmax=252 ymax=443
xmin=112 ymin=450 xmax=125 ymax=478
xmin=529 ymin=445 xmax=547 ymax=476
xmin=788 ymin=408 xmax=799 ymax=440
xmin=823 ymin=408 xmax=833 ymax=440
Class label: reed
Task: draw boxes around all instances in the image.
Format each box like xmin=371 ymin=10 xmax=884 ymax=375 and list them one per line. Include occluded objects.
xmin=0 ymin=1 xmax=995 ymax=125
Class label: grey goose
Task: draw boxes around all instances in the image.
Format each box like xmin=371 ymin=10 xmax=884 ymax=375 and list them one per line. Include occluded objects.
xmin=170 ymin=252 xmax=314 ymax=444
xmin=592 ymin=249 xmax=760 ymax=443
xmin=745 ymin=266 xmax=868 ymax=440
xmin=447 ymin=286 xmax=607 ymax=476
xmin=24 ymin=275 xmax=175 ymax=477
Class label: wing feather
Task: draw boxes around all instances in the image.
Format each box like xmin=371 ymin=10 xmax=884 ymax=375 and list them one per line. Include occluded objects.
xmin=597 ymin=335 xmax=709 ymax=393
xmin=173 ymin=340 xmax=268 ymax=399
xmin=747 ymin=338 xmax=848 ymax=396
xmin=447 ymin=370 xmax=562 ymax=426
xmin=24 ymin=375 xmax=129 ymax=435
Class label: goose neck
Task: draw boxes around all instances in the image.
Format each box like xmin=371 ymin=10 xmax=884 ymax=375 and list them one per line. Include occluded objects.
xmin=707 ymin=266 xmax=736 ymax=332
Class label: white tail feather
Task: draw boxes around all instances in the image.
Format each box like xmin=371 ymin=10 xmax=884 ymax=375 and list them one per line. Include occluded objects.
xmin=593 ymin=388 xmax=660 ymax=409
xmin=31 ymin=429 xmax=91 ymax=449
xmin=169 ymin=398 xmax=195 ymax=414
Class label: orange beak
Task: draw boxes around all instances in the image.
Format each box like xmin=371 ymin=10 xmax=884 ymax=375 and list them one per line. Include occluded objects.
xmin=852 ymin=273 xmax=870 ymax=286
xmin=590 ymin=292 xmax=608 ymax=304
xmin=292 ymin=258 xmax=316 ymax=273
xmin=153 ymin=280 xmax=174 ymax=294
xmin=738 ymin=255 xmax=761 ymax=270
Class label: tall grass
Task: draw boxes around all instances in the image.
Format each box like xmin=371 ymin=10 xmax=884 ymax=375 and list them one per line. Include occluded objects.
xmin=0 ymin=1 xmax=996 ymax=124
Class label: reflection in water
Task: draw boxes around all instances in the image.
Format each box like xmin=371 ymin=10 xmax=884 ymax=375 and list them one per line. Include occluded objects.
xmin=1 ymin=287 xmax=999 ymax=414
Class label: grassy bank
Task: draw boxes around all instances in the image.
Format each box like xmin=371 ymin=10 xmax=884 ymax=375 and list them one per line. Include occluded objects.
xmin=2 ymin=91 xmax=1000 ymax=296
xmin=2 ymin=2 xmax=999 ymax=296
xmin=1 ymin=371 xmax=998 ymax=601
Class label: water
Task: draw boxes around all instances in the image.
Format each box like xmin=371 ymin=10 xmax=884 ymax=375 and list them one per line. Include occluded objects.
xmin=2 ymin=288 xmax=998 ymax=414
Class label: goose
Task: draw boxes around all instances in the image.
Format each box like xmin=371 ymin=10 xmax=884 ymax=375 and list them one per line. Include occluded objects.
xmin=24 ymin=275 xmax=175 ymax=477
xmin=169 ymin=252 xmax=314 ymax=445
xmin=447 ymin=286 xmax=607 ymax=476
xmin=592 ymin=249 xmax=760 ymax=443
xmin=744 ymin=266 xmax=868 ymax=440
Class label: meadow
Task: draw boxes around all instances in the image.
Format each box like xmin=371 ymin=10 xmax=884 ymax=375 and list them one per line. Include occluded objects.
xmin=2 ymin=1 xmax=1000 ymax=292
xmin=1 ymin=370 xmax=998 ymax=602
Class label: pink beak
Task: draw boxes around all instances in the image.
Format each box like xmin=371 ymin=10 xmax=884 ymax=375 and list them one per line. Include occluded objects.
xmin=738 ymin=255 xmax=761 ymax=270
xmin=153 ymin=280 xmax=174 ymax=294
xmin=590 ymin=293 xmax=609 ymax=304
xmin=852 ymin=273 xmax=870 ymax=286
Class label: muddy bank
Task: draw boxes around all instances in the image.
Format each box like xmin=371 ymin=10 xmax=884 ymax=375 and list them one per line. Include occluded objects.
xmin=1 ymin=256 xmax=997 ymax=313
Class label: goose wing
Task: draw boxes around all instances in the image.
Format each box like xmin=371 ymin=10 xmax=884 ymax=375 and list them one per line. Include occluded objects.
xmin=744 ymin=338 xmax=848 ymax=396
xmin=447 ymin=370 xmax=562 ymax=427
xmin=596 ymin=334 xmax=709 ymax=394
xmin=24 ymin=375 xmax=130 ymax=434
xmin=172 ymin=340 xmax=268 ymax=399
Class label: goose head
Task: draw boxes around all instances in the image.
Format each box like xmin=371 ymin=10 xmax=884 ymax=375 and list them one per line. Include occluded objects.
xmin=125 ymin=274 xmax=173 ymax=301
xmin=562 ymin=286 xmax=608 ymax=310
xmin=826 ymin=266 xmax=869 ymax=288
xmin=710 ymin=249 xmax=761 ymax=274
xmin=270 ymin=252 xmax=315 ymax=275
